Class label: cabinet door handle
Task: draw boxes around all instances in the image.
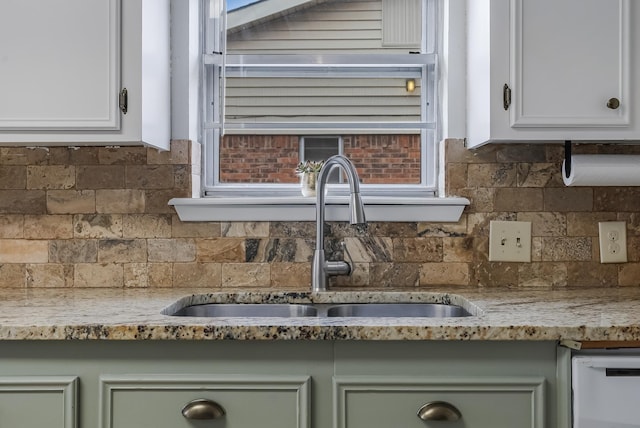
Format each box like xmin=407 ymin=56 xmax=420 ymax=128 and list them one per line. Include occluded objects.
xmin=503 ymin=84 xmax=511 ymax=110
xmin=417 ymin=401 xmax=461 ymax=421
xmin=607 ymin=97 xmax=620 ymax=110
xmin=181 ymin=398 xmax=226 ymax=420
xmin=119 ymin=88 xmax=128 ymax=114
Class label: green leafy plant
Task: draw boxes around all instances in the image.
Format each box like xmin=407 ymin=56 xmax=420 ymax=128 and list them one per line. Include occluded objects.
xmin=295 ymin=160 xmax=324 ymax=175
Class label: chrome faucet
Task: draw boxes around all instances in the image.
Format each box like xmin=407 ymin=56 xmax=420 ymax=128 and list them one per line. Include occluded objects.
xmin=312 ymin=155 xmax=366 ymax=292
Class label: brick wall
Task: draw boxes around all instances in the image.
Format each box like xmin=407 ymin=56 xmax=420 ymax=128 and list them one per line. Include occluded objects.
xmin=0 ymin=139 xmax=638 ymax=289
xmin=220 ymin=134 xmax=421 ymax=184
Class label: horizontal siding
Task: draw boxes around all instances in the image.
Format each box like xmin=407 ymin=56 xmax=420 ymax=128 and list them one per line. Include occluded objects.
xmin=225 ymin=0 xmax=422 ymax=125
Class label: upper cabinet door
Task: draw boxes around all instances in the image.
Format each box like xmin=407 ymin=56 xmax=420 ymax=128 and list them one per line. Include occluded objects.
xmin=510 ymin=0 xmax=629 ymax=128
xmin=0 ymin=0 xmax=120 ymax=130
xmin=0 ymin=0 xmax=170 ymax=150
xmin=466 ymin=0 xmax=638 ymax=148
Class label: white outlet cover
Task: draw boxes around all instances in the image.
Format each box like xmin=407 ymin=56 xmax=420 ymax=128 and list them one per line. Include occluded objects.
xmin=598 ymin=221 xmax=627 ymax=263
xmin=489 ymin=221 xmax=532 ymax=262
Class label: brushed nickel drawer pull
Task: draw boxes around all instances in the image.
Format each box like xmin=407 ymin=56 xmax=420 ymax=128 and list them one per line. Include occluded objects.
xmin=181 ymin=398 xmax=225 ymax=420
xmin=417 ymin=401 xmax=461 ymax=421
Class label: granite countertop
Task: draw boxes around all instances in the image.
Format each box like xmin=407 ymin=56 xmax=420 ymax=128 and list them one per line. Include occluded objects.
xmin=1 ymin=287 xmax=640 ymax=343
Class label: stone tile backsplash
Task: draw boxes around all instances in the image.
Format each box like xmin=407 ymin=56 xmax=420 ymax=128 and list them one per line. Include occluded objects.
xmin=0 ymin=139 xmax=638 ymax=289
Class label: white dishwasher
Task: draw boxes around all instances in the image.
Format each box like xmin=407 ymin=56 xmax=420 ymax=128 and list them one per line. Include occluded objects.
xmin=573 ymin=354 xmax=640 ymax=428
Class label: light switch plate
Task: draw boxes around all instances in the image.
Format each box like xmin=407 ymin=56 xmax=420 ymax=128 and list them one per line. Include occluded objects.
xmin=598 ymin=221 xmax=627 ymax=263
xmin=489 ymin=221 xmax=532 ymax=262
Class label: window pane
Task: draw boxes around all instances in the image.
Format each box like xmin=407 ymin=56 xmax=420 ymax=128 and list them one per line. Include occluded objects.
xmin=218 ymin=134 xmax=421 ymax=185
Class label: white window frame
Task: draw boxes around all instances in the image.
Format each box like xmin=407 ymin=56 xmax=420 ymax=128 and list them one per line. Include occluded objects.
xmin=202 ymin=0 xmax=438 ymax=197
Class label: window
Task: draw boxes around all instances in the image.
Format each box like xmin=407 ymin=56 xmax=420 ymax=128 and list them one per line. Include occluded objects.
xmin=203 ymin=0 xmax=438 ymax=196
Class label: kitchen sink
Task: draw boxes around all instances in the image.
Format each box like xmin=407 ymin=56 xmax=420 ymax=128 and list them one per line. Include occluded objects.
xmin=171 ymin=303 xmax=318 ymax=318
xmin=325 ymin=303 xmax=471 ymax=318
xmin=167 ymin=302 xmax=472 ymax=318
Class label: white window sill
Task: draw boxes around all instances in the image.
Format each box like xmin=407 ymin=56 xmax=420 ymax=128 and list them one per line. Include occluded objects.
xmin=169 ymin=196 xmax=469 ymax=222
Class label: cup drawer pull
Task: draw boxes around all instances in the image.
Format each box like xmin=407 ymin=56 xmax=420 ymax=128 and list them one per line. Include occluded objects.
xmin=417 ymin=401 xmax=461 ymax=421
xmin=181 ymin=398 xmax=226 ymax=420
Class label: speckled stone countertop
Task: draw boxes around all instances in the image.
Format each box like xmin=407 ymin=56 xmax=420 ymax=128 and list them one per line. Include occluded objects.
xmin=1 ymin=287 xmax=640 ymax=342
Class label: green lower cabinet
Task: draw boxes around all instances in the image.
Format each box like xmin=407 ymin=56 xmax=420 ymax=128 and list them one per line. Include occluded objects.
xmin=0 ymin=376 xmax=77 ymax=428
xmin=101 ymin=375 xmax=310 ymax=428
xmin=334 ymin=376 xmax=545 ymax=428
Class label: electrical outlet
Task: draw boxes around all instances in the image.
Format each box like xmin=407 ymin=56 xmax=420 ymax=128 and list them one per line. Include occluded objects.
xmin=489 ymin=221 xmax=532 ymax=262
xmin=598 ymin=221 xmax=627 ymax=263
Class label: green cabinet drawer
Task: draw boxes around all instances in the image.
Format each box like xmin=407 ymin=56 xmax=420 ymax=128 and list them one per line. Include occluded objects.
xmin=100 ymin=374 xmax=310 ymax=428
xmin=0 ymin=376 xmax=77 ymax=428
xmin=334 ymin=376 xmax=545 ymax=428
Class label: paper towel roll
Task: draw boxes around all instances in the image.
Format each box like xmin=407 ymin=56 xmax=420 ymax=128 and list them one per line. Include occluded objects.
xmin=563 ymin=154 xmax=640 ymax=186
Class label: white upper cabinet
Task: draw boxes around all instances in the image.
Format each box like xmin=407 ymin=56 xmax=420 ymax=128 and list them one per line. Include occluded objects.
xmin=0 ymin=0 xmax=170 ymax=150
xmin=466 ymin=0 xmax=638 ymax=148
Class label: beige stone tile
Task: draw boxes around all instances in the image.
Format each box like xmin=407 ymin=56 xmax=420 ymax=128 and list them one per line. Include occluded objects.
xmin=76 ymin=165 xmax=125 ymax=189
xmin=124 ymin=263 xmax=148 ymax=288
xmin=98 ymin=239 xmax=147 ymax=263
xmin=26 ymin=264 xmax=73 ymax=288
xmin=269 ymin=263 xmax=310 ymax=288
xmin=444 ymin=138 xmax=496 ymax=164
xmin=125 ymin=165 xmax=175 ymax=189
xmin=145 ymin=190 xmax=190 ymax=214
xmin=196 ymin=238 xmax=245 ymax=262
xmin=367 ymin=222 xmax=417 ymax=238
xmin=47 ymin=190 xmax=95 ymax=214
xmin=544 ymin=188 xmax=593 ymax=212
xmin=566 ymin=212 xmax=617 ymax=236
xmin=420 ymin=262 xmax=470 ymax=286
xmin=269 ymin=222 xmax=314 ymax=239
xmin=0 ymin=264 xmax=26 ymax=288
xmin=417 ymin=218 xmax=467 ymax=237
xmin=619 ymin=264 xmax=640 ymax=286
xmin=222 ymin=263 xmax=270 ymax=287
xmin=0 ymin=240 xmax=48 ymax=263
xmin=172 ymin=215 xmax=221 ymax=238
xmin=516 ymin=163 xmax=562 ymax=188
xmin=518 ymin=263 xmax=567 ymax=287
xmin=98 ymin=147 xmax=147 ymax=165
xmin=517 ymin=212 xmax=566 ymax=237
xmin=0 ymin=215 xmax=24 ymax=238
xmin=369 ymin=263 xmax=420 ymax=287
xmin=74 ymin=263 xmax=124 ymax=288
xmin=628 ymin=236 xmax=640 ymax=262
xmin=148 ymin=263 xmax=173 ymax=287
xmin=467 ymin=163 xmax=517 ymax=188
xmin=0 ymin=148 xmax=29 ymax=165
xmin=221 ymin=222 xmax=270 ymax=237
xmin=495 ymin=145 xmax=546 ymax=163
xmin=0 ymin=166 xmax=26 ymax=189
xmin=49 ymin=240 xmax=98 ymax=263
xmin=472 ymin=261 xmax=518 ymax=287
xmin=74 ymin=214 xmax=123 ymax=238
xmin=393 ymin=237 xmax=442 ymax=262
xmin=174 ymin=165 xmax=190 ymax=190
xmin=24 ymin=215 xmax=73 ymax=239
xmin=147 ymin=140 xmax=190 ymax=165
xmin=123 ymin=214 xmax=172 ymax=238
xmin=245 ymin=238 xmax=299 ymax=263
xmin=443 ymin=237 xmax=474 ymax=262
xmin=344 ymin=236 xmax=393 ymax=263
xmin=531 ymin=237 xmax=543 ymax=262
xmin=594 ymin=188 xmax=640 ymax=212
xmin=96 ymin=189 xmax=146 ymax=214
xmin=542 ymin=237 xmax=592 ymax=261
xmin=467 ymin=213 xmax=516 ymax=237
xmin=618 ymin=213 xmax=640 ymax=236
xmin=173 ymin=262 xmax=222 ymax=288
xmin=567 ymin=262 xmax=617 ymax=287
xmin=48 ymin=147 xmax=99 ymax=165
xmin=445 ymin=163 xmax=468 ymax=194
xmin=0 ymin=190 xmax=46 ymax=214
xmin=27 ymin=166 xmax=75 ymax=190
xmin=455 ymin=188 xmax=496 ymax=213
xmin=148 ymin=238 xmax=196 ymax=262
xmin=494 ymin=188 xmax=543 ymax=212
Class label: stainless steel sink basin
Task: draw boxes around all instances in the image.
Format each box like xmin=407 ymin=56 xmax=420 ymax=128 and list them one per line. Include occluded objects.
xmin=326 ymin=303 xmax=471 ymax=318
xmin=171 ymin=303 xmax=318 ymax=318
xmin=167 ymin=302 xmax=472 ymax=318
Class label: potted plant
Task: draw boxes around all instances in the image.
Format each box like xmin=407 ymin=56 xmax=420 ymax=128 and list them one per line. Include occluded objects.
xmin=295 ymin=160 xmax=324 ymax=197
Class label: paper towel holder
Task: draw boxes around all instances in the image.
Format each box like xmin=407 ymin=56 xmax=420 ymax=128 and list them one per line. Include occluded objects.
xmin=564 ymin=141 xmax=572 ymax=177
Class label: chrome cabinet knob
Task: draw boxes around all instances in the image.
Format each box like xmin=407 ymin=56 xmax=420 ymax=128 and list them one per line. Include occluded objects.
xmin=417 ymin=401 xmax=462 ymax=421
xmin=607 ymin=97 xmax=620 ymax=110
xmin=181 ymin=398 xmax=225 ymax=420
